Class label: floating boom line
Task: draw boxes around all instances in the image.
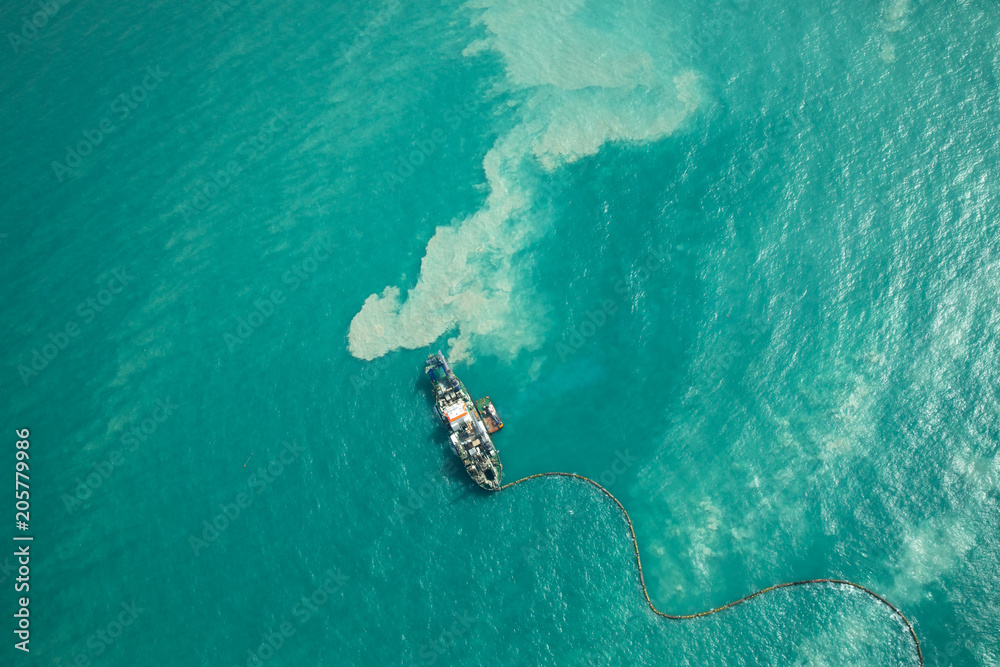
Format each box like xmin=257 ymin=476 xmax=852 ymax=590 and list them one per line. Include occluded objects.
xmin=499 ymin=472 xmax=923 ymax=666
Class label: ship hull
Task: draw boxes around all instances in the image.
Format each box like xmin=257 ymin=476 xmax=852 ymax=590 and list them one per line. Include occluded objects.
xmin=424 ymin=352 xmax=503 ymax=491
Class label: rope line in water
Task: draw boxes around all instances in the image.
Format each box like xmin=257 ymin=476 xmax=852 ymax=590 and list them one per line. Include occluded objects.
xmin=499 ymin=472 xmax=923 ymax=666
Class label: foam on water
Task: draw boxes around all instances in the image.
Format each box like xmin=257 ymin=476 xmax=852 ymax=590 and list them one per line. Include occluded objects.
xmin=348 ymin=0 xmax=701 ymax=361
xmin=888 ymin=518 xmax=976 ymax=604
xmin=6 ymin=0 xmax=1000 ymax=663
xmin=880 ymin=0 xmax=912 ymax=62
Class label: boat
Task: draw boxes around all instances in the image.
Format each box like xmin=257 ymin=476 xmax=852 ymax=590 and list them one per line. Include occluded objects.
xmin=424 ymin=351 xmax=503 ymax=491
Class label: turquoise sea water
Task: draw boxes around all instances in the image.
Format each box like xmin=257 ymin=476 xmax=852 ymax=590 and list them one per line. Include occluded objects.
xmin=2 ymin=0 xmax=999 ymax=664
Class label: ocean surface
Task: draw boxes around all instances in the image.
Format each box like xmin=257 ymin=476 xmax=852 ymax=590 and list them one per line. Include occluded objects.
xmin=2 ymin=0 xmax=998 ymax=665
